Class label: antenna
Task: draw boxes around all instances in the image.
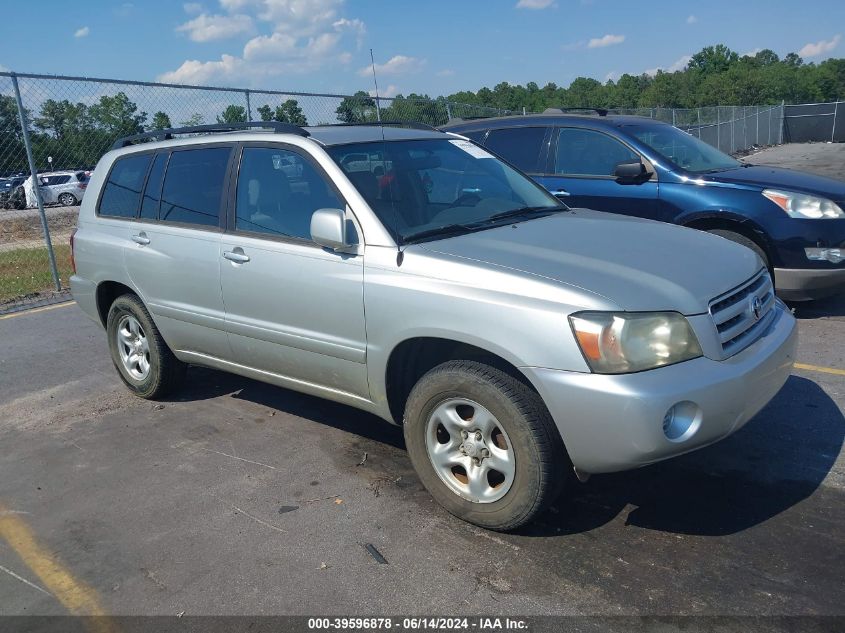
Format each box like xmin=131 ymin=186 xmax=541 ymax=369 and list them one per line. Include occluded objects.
xmin=370 ymin=48 xmax=382 ymax=122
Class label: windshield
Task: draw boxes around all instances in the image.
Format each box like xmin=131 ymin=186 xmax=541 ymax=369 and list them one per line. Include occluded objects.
xmin=629 ymin=124 xmax=740 ymax=173
xmin=326 ymin=138 xmax=564 ymax=243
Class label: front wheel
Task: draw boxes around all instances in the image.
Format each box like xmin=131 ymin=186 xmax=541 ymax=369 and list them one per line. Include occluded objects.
xmin=403 ymin=360 xmax=568 ymax=531
xmin=707 ymin=229 xmax=773 ymax=280
xmin=106 ymin=294 xmax=186 ymax=399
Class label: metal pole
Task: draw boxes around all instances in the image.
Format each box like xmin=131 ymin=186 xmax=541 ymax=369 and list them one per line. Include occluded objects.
xmin=832 ymin=101 xmax=839 ymax=142
xmin=11 ymin=73 xmax=61 ymax=292
xmin=756 ymin=107 xmax=760 ymax=146
xmin=445 ymin=101 xmax=452 ymax=122
xmin=780 ymin=100 xmax=785 ymax=144
xmin=245 ymin=89 xmax=252 ymax=121
xmin=717 ymin=108 xmax=721 ymax=151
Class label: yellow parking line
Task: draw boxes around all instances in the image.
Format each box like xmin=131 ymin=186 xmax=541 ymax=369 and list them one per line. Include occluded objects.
xmin=0 ymin=504 xmax=117 ymax=633
xmin=0 ymin=301 xmax=75 ymax=320
xmin=794 ymin=362 xmax=845 ymax=377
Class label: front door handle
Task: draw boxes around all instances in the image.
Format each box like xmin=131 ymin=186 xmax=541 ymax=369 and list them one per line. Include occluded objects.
xmin=223 ymin=250 xmax=250 ymax=264
xmin=550 ymin=189 xmax=571 ymax=198
xmin=131 ymin=233 xmax=150 ymax=245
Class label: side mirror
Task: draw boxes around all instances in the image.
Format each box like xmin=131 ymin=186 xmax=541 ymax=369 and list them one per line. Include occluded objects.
xmin=614 ymin=160 xmax=649 ymax=183
xmin=310 ymin=208 xmax=348 ymax=250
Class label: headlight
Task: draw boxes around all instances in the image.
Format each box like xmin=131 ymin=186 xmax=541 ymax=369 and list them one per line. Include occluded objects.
xmin=569 ymin=312 xmax=702 ymax=374
xmin=762 ymin=189 xmax=844 ymax=219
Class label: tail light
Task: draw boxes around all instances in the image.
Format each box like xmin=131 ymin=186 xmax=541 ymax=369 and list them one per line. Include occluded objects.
xmin=70 ymin=228 xmax=78 ymax=274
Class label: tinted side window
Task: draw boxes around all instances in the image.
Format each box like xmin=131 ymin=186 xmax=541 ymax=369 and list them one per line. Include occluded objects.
xmin=98 ymin=154 xmax=152 ymax=218
xmin=484 ymin=127 xmax=546 ymax=173
xmin=160 ymin=147 xmax=231 ymax=227
xmin=555 ymin=128 xmax=639 ymax=176
xmin=235 ymin=147 xmax=341 ymax=241
xmin=140 ymin=153 xmax=168 ymax=220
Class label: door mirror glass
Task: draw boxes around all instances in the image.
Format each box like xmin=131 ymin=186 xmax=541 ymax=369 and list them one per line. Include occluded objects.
xmin=310 ymin=208 xmax=348 ymax=250
xmin=614 ymin=159 xmax=648 ymax=183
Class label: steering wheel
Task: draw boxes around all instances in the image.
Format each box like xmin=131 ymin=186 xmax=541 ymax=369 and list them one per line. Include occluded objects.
xmin=446 ymin=193 xmax=482 ymax=209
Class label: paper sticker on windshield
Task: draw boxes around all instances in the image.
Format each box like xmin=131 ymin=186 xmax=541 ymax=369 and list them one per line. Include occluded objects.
xmin=450 ymin=139 xmax=494 ymax=159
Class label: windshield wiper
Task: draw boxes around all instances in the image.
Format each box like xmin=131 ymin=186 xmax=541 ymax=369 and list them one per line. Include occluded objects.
xmin=401 ymin=223 xmax=484 ymax=245
xmin=487 ymin=205 xmax=567 ymax=223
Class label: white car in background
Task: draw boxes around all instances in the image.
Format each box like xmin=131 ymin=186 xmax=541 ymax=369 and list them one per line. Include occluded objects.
xmin=38 ymin=170 xmax=89 ymax=206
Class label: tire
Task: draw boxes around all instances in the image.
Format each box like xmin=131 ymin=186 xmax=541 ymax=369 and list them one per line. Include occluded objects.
xmin=707 ymin=229 xmax=773 ymax=279
xmin=403 ymin=360 xmax=568 ymax=531
xmin=106 ymin=293 xmax=186 ymax=399
xmin=58 ymin=192 xmax=77 ymax=206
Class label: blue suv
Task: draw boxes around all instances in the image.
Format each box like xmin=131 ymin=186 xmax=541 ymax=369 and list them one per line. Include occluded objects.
xmin=442 ymin=112 xmax=845 ymax=301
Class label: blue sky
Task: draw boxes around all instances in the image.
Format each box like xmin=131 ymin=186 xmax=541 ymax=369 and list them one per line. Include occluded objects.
xmin=1 ymin=0 xmax=844 ymax=97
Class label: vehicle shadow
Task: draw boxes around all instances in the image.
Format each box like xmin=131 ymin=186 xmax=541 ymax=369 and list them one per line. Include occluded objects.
xmin=168 ymin=369 xmax=842 ymax=538
xmin=789 ymin=293 xmax=845 ymax=319
xmin=523 ymin=375 xmax=844 ymax=537
xmin=167 ymin=366 xmax=406 ymax=450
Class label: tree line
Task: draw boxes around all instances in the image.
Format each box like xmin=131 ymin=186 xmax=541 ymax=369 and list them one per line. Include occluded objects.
xmin=2 ymin=44 xmax=843 ymax=175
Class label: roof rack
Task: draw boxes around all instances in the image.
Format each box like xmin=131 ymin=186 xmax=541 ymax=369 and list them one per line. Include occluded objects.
xmin=320 ymin=121 xmax=440 ymax=132
xmin=542 ymin=107 xmax=609 ymax=117
xmin=111 ymin=121 xmax=310 ymax=150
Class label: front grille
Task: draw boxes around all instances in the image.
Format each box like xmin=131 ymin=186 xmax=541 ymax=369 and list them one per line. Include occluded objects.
xmin=709 ymin=270 xmax=776 ymax=357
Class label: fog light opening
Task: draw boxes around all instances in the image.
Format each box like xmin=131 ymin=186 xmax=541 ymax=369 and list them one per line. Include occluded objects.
xmin=662 ymin=401 xmax=702 ymax=442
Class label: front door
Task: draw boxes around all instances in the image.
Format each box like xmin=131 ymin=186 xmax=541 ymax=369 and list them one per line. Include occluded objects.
xmin=220 ymin=144 xmax=369 ymax=399
xmin=536 ymin=127 xmax=661 ymax=220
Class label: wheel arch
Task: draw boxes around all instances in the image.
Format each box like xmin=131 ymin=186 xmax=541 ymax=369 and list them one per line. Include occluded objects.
xmin=383 ymin=336 xmax=543 ymax=426
xmin=678 ymin=211 xmax=777 ymax=266
xmin=95 ymin=280 xmax=138 ymax=327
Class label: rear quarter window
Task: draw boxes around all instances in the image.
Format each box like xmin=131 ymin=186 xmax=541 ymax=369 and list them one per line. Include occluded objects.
xmin=159 ymin=147 xmax=231 ymax=227
xmin=484 ymin=127 xmax=547 ymax=173
xmin=98 ymin=154 xmax=153 ymax=218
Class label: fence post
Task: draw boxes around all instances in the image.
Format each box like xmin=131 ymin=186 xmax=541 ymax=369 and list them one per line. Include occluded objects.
xmin=756 ymin=107 xmax=759 ymax=146
xmin=832 ymin=101 xmax=839 ymax=142
xmin=445 ymin=101 xmax=452 ymax=122
xmin=11 ymin=73 xmax=61 ymax=293
xmin=245 ymin=89 xmax=252 ymax=120
xmin=779 ymin=100 xmax=785 ymax=144
xmin=717 ymin=108 xmax=721 ymax=151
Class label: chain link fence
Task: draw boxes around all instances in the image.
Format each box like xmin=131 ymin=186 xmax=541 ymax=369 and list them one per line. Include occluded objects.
xmin=0 ymin=71 xmax=514 ymax=313
xmin=0 ymin=70 xmax=837 ymax=314
xmin=611 ymin=105 xmax=785 ymax=154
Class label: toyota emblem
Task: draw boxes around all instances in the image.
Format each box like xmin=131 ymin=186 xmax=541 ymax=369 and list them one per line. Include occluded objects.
xmin=750 ymin=296 xmax=762 ymax=320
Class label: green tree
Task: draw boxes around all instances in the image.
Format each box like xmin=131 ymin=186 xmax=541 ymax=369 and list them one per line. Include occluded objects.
xmin=88 ymin=92 xmax=147 ymax=137
xmin=217 ymin=105 xmax=247 ymax=123
xmin=257 ymin=99 xmax=308 ymax=125
xmin=33 ymin=99 xmax=91 ymax=140
xmin=335 ymin=91 xmax=376 ymax=123
xmin=688 ymin=45 xmax=740 ymax=75
xmin=179 ymin=113 xmax=204 ymax=127
xmin=150 ymin=111 xmax=172 ymax=130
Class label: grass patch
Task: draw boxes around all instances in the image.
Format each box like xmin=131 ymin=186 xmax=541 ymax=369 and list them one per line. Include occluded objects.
xmin=0 ymin=244 xmax=73 ymax=303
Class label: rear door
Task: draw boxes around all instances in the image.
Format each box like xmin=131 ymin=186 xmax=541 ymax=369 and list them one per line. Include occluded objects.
xmin=123 ymin=144 xmax=234 ymax=359
xmin=219 ymin=143 xmax=369 ymax=399
xmin=483 ymin=127 xmax=550 ymax=176
xmin=536 ymin=127 xmax=661 ymax=219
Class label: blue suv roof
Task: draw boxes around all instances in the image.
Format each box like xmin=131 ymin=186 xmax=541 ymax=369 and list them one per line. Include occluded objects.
xmin=441 ymin=113 xmax=669 ymax=133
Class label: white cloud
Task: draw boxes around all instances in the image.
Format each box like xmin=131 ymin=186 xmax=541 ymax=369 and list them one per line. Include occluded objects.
xmin=74 ymin=26 xmax=90 ymax=38
xmin=370 ymin=84 xmax=399 ymax=98
xmin=798 ymin=34 xmax=841 ymax=58
xmin=436 ymin=69 xmax=455 ymax=77
xmin=604 ymin=71 xmax=619 ymax=82
xmin=358 ymin=55 xmax=425 ymax=77
xmin=644 ymin=54 xmax=692 ymax=77
xmin=160 ymin=0 xmax=366 ymax=86
xmin=587 ymin=34 xmax=625 ymax=49
xmin=177 ymin=13 xmax=254 ymax=42
xmin=183 ymin=2 xmax=202 ymax=13
xmin=743 ymin=48 xmax=763 ymax=58
xmin=686 ymin=15 xmax=697 ymax=24
xmin=515 ymin=0 xmax=555 ymax=8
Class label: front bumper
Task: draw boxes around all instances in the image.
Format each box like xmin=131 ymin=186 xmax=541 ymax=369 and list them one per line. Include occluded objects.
xmin=774 ymin=267 xmax=845 ymax=301
xmin=523 ymin=304 xmax=797 ymax=474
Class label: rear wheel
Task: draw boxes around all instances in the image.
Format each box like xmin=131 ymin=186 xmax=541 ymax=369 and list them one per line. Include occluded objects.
xmin=58 ymin=192 xmax=77 ymax=206
xmin=106 ymin=294 xmax=186 ymax=399
xmin=403 ymin=360 xmax=568 ymax=531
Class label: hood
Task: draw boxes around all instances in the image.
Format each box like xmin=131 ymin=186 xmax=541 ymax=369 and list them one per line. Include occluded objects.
xmin=421 ymin=210 xmax=762 ymax=315
xmin=705 ymin=165 xmax=845 ymax=202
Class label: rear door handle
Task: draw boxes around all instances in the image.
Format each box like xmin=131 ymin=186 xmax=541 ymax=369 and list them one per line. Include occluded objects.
xmin=223 ymin=250 xmax=250 ymax=264
xmin=550 ymin=189 xmax=571 ymax=198
xmin=131 ymin=233 xmax=150 ymax=245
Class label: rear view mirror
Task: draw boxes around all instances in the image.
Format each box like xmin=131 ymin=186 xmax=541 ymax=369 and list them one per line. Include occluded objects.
xmin=310 ymin=208 xmax=349 ymax=251
xmin=614 ymin=160 xmax=649 ymax=183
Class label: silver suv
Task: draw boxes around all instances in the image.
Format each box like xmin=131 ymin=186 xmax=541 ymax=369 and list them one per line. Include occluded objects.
xmin=70 ymin=122 xmax=797 ymax=530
